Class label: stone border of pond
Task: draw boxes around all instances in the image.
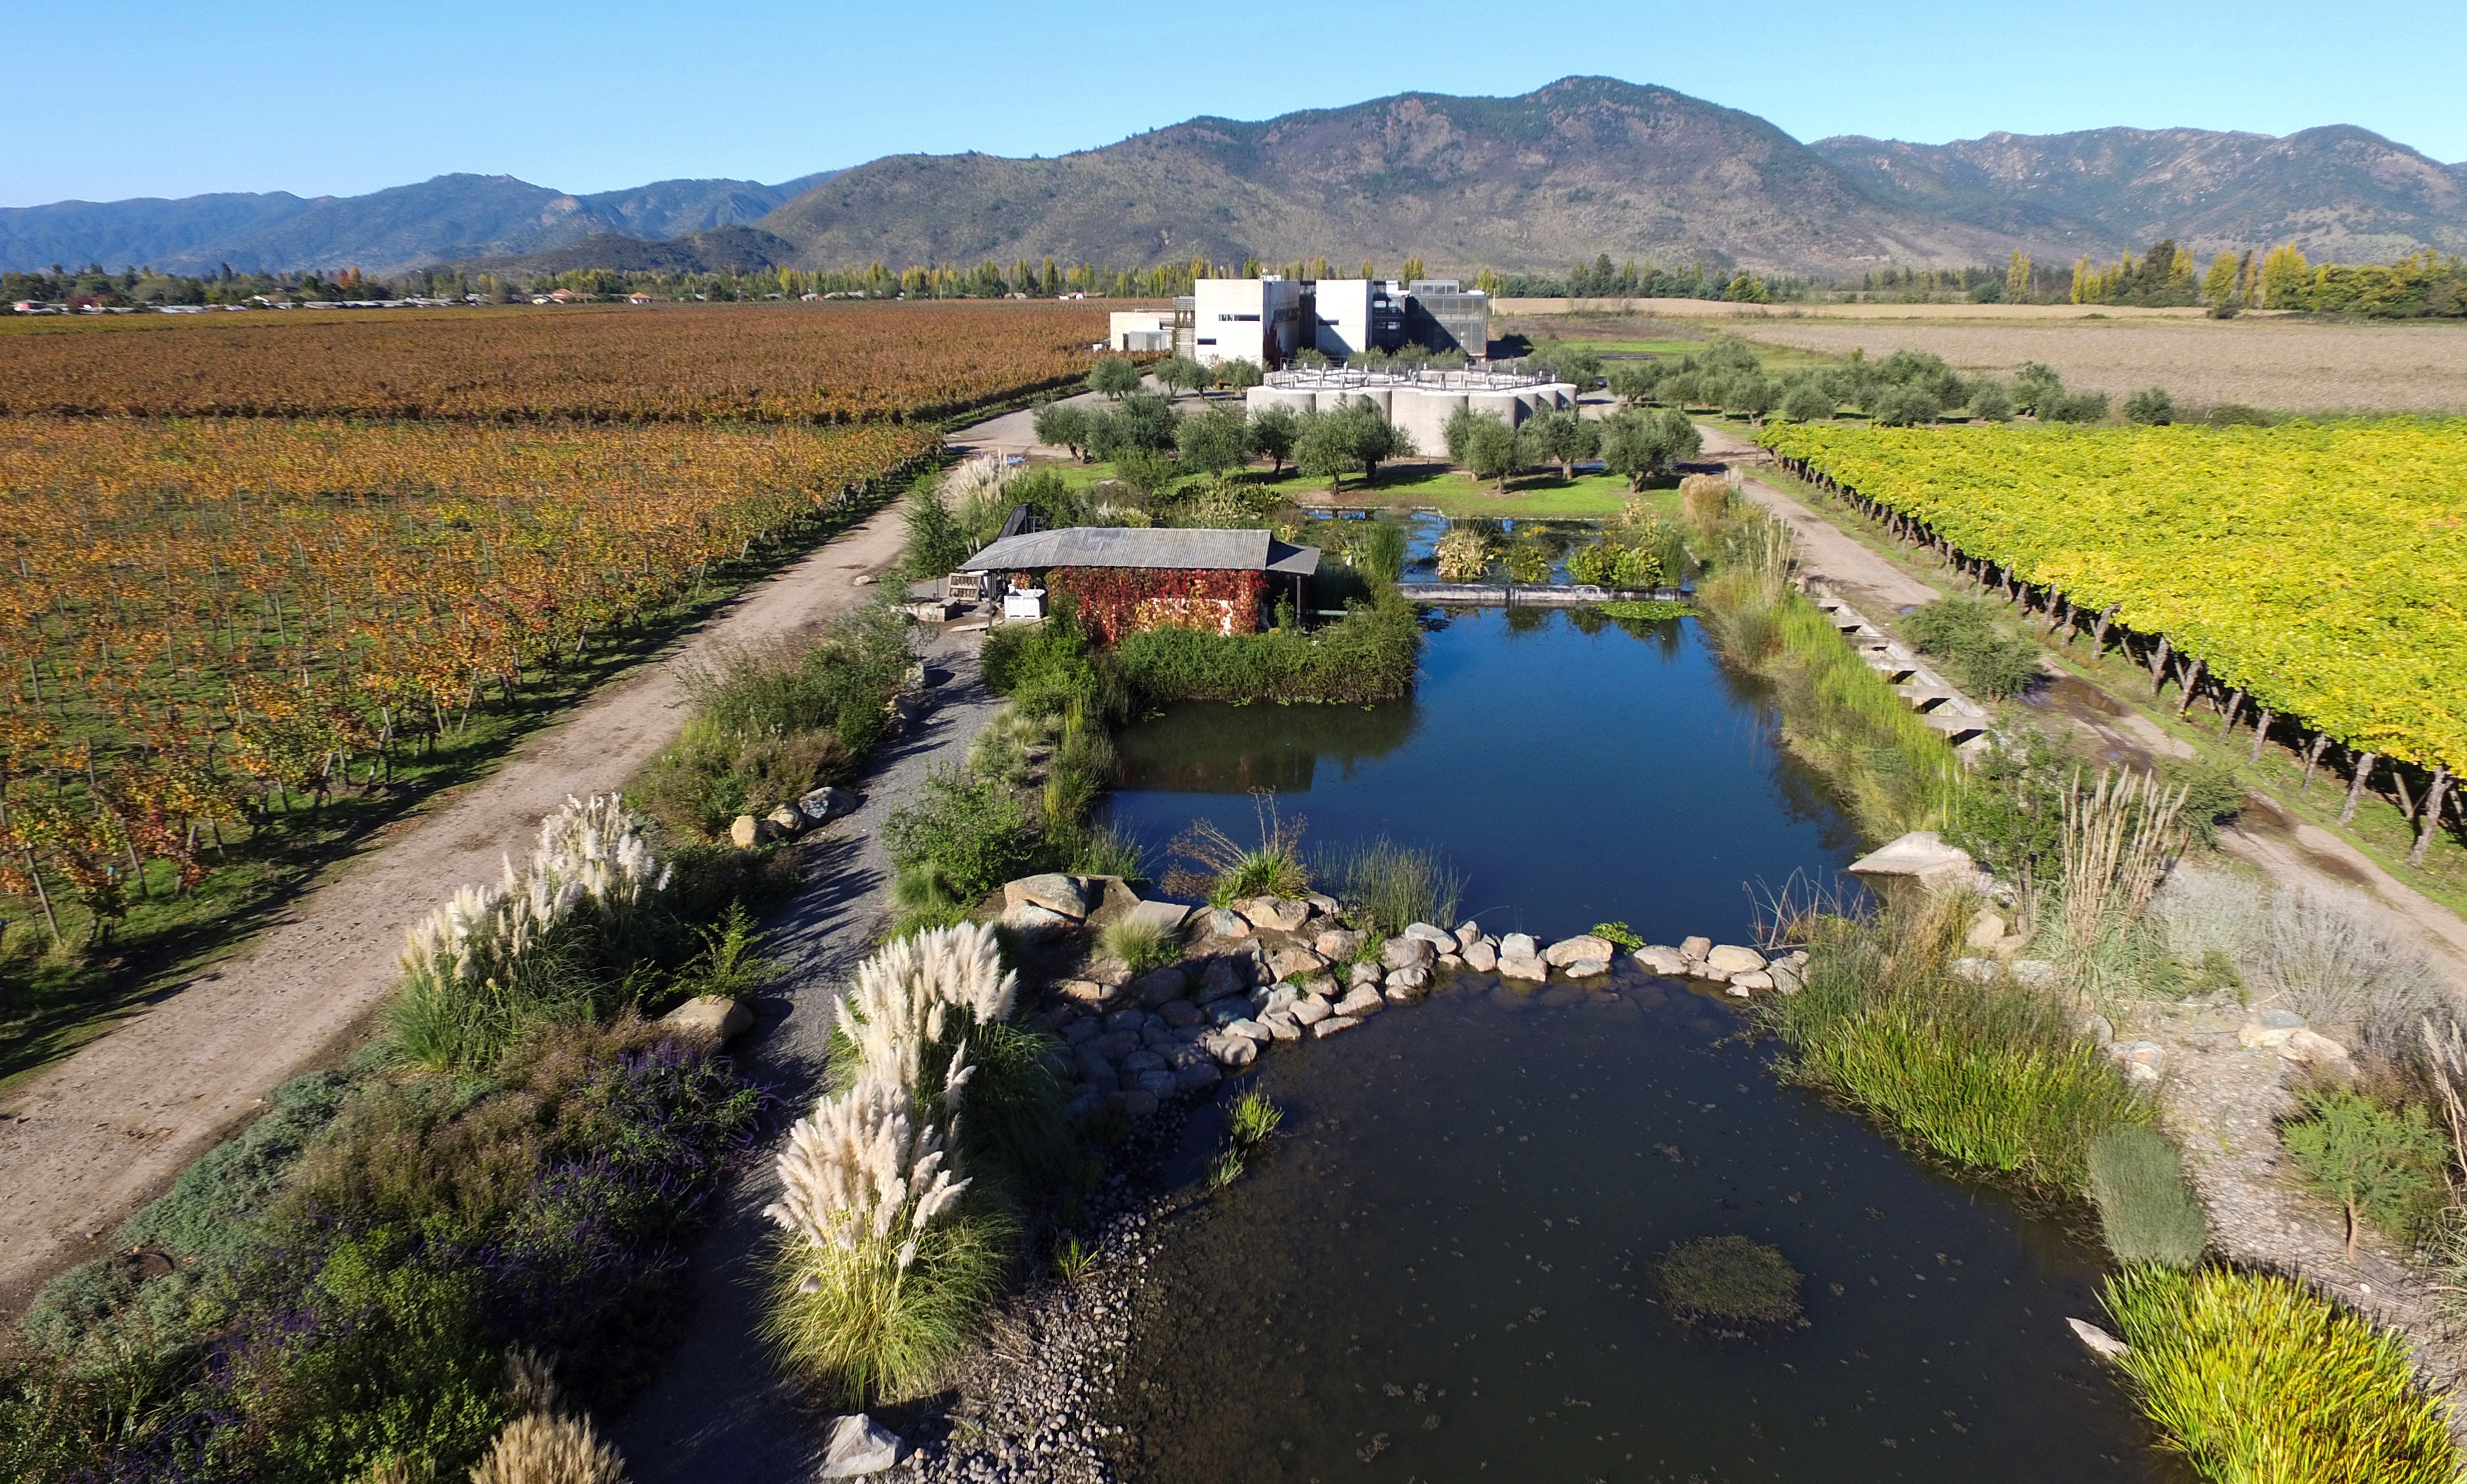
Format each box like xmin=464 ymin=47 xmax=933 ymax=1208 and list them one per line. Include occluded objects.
xmin=997 ymin=876 xmax=1808 ymax=1121
xmin=1399 ymin=580 xmax=1691 ymax=606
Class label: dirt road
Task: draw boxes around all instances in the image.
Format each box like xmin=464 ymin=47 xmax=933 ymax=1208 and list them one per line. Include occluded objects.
xmin=0 ymin=504 xmax=913 ymax=1315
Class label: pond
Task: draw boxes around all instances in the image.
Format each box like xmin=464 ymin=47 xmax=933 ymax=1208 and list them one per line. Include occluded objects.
xmin=1094 ymin=606 xmax=2172 ymax=1483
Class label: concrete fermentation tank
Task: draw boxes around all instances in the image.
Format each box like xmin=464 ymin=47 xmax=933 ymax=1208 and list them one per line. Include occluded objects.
xmin=1389 ymin=387 xmax=1465 ymax=458
xmin=1467 ymin=389 xmax=1527 ymax=427
xmin=1244 ymin=385 xmax=1316 ymax=418
xmin=1316 ymin=386 xmax=1393 ymax=416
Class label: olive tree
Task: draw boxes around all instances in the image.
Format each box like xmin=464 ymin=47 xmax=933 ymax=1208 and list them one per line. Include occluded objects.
xmin=1246 ymin=404 xmax=1299 ymax=475
xmin=1600 ymin=408 xmax=1701 ymax=491
xmin=1518 ymin=409 xmax=1600 ymax=480
xmin=1088 ymin=355 xmax=1144 ymax=399
xmin=1031 ymin=401 xmax=1092 ymax=460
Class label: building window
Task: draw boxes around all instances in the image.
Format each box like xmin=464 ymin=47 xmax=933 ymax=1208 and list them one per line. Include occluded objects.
xmin=1216 ymin=312 xmax=1261 ymax=322
xmin=1196 ymin=337 xmax=1216 ymax=345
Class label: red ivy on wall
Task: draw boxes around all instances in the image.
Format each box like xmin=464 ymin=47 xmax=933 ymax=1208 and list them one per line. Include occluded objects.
xmin=1045 ymin=567 xmax=1268 ymax=646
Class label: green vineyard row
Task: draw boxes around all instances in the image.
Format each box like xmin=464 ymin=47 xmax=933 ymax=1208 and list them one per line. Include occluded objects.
xmin=1756 ymin=419 xmax=2467 ymax=775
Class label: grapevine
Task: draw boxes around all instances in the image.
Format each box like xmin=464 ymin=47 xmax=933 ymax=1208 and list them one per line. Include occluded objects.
xmin=1758 ymin=419 xmax=2467 ymax=775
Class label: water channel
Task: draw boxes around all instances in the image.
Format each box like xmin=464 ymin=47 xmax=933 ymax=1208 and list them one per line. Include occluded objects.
xmin=1093 ymin=603 xmax=2171 ymax=1483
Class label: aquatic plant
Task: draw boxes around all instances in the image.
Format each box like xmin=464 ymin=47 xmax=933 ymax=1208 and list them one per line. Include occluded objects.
xmin=1321 ymin=835 xmax=1462 ymax=938
xmin=1207 ymin=1148 xmax=1247 ymax=1190
xmin=2101 ymin=1265 xmax=2459 ymax=1484
xmin=1699 ymin=579 xmax=1960 ymax=840
xmin=1227 ymin=1089 xmax=1284 ymax=1151
xmin=1432 ymin=528 xmax=1496 ymax=581
xmin=2086 ymin=1126 xmax=2208 ymax=1268
xmin=1590 ymin=922 xmax=1645 ymax=952
xmin=1652 ymin=1236 xmax=1803 ymax=1327
xmin=1065 ymin=822 xmax=1147 ymax=882
xmin=1349 ymin=518 xmax=1409 ymax=584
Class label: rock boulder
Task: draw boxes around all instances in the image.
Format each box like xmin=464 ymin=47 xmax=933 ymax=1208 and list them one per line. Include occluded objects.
xmin=1000 ymin=901 xmax=1073 ymax=943
xmin=1847 ymin=831 xmax=1986 ymax=897
xmin=1382 ymin=936 xmax=1437 ymax=971
xmin=797 ymin=785 xmax=857 ymax=825
xmin=1269 ymin=945 xmax=1328 ymax=982
xmin=1004 ymin=873 xmax=1089 ymax=919
xmin=1633 ymin=945 xmax=1688 ymax=977
xmin=658 ymin=995 xmax=753 ymax=1043
xmin=1706 ymin=944 xmax=1767 ymax=976
xmin=1315 ymin=928 xmax=1368 ymax=962
xmin=820 ymin=1414 xmax=905 ymax=1478
xmin=1131 ymin=965 xmax=1189 ymax=1006
xmin=1543 ymin=935 xmax=1615 ymax=968
xmin=1462 ymin=940 xmax=1500 ymax=973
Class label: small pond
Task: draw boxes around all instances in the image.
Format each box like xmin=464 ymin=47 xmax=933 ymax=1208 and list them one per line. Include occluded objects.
xmin=1094 ymin=605 xmax=2173 ymax=1482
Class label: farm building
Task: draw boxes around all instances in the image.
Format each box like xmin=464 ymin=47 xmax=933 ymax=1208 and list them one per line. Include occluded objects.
xmin=960 ymin=527 xmax=1320 ymax=645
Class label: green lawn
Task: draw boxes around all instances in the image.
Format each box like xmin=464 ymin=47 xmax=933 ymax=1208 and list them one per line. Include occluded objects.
xmin=1044 ymin=457 xmax=1655 ymax=519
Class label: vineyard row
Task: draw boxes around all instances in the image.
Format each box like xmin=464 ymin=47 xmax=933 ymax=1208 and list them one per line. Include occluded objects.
xmin=1766 ymin=426 xmax=2457 ymax=862
xmin=0 ymin=417 xmax=936 ymax=943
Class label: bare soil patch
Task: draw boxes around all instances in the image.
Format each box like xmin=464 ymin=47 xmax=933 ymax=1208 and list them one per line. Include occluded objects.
xmin=1726 ymin=318 xmax=2467 ymax=414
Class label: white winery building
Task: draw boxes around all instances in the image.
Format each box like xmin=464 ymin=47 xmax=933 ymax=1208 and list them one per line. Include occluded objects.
xmin=1173 ymin=277 xmax=1490 ymax=368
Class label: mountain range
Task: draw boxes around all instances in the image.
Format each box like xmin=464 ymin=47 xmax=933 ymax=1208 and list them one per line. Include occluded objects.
xmin=8 ymin=78 xmax=2463 ymax=280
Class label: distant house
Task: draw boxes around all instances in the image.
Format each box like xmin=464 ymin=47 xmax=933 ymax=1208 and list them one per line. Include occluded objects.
xmin=11 ymin=300 xmax=44 ymax=314
xmin=627 ymin=291 xmax=657 ymax=304
xmin=546 ymin=288 xmax=587 ymax=304
xmin=961 ymin=527 xmax=1320 ymax=644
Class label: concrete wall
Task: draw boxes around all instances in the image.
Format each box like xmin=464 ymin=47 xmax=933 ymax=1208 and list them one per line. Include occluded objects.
xmin=1313 ymin=278 xmax=1374 ymax=359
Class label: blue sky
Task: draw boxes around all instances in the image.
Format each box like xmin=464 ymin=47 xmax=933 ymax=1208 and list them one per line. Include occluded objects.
xmin=6 ymin=0 xmax=2461 ymax=208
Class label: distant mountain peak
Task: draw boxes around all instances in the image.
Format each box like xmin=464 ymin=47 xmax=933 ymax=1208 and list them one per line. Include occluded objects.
xmin=6 ymin=83 xmax=2461 ymax=279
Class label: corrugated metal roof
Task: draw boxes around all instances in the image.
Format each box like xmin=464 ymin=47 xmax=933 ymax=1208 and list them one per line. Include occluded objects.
xmin=963 ymin=526 xmax=1318 ymax=576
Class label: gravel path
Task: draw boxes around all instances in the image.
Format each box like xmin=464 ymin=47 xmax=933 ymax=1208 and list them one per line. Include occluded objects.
xmin=0 ymin=504 xmax=913 ymax=1318
xmin=612 ymin=627 xmax=1009 ymax=1482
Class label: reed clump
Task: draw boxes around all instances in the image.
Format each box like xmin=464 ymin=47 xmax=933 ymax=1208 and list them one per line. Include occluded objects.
xmin=1692 ymin=512 xmax=1959 ymax=840
xmin=1653 ymin=1236 xmax=1803 ymax=1329
xmin=2100 ymin=1265 xmax=2460 ymax=1484
xmin=1164 ymin=793 xmax=1310 ymax=906
xmin=1760 ymin=891 xmax=2149 ymax=1194
xmin=1320 ymin=835 xmax=1463 ymax=938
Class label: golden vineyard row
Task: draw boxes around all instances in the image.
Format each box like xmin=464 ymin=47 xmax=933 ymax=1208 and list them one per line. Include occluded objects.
xmin=0 ymin=300 xmax=1109 ymax=422
xmin=1757 ymin=419 xmax=2467 ymax=774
